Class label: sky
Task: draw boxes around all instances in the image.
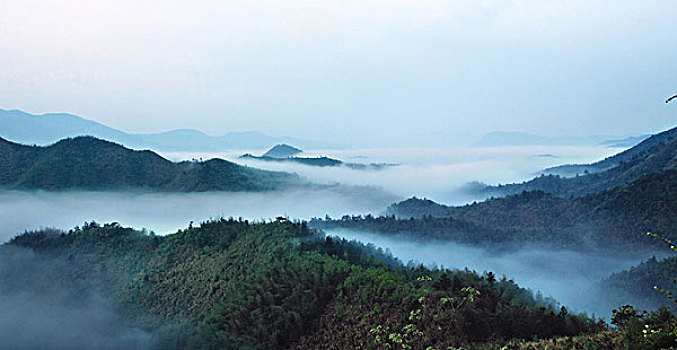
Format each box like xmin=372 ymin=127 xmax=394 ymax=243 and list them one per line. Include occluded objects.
xmin=1 ymin=0 xmax=676 ymax=145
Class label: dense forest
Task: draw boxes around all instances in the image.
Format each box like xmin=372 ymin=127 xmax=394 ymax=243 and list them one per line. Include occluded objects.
xmin=1 ymin=220 xmax=634 ymax=349
xmin=315 ymin=169 xmax=677 ymax=253
xmin=601 ymin=255 xmax=677 ymax=313
xmin=312 ymin=128 xmax=677 ymax=329
xmin=0 ymin=136 xmax=304 ymax=191
xmin=2 ymin=133 xmax=677 ymax=348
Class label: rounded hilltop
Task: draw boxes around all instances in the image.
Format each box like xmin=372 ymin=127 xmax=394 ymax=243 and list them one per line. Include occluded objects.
xmin=262 ymin=144 xmax=302 ymax=158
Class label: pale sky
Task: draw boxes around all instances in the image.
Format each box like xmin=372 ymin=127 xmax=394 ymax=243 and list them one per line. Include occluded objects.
xmin=1 ymin=0 xmax=675 ymax=144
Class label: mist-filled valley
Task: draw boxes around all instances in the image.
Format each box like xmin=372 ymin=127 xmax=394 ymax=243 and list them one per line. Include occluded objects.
xmin=2 ymin=127 xmax=677 ymax=348
xmin=323 ymin=228 xmax=655 ymax=319
xmin=0 ymin=188 xmax=396 ymax=243
xmin=3 ymin=1 xmax=677 ymax=346
xmin=0 ymin=246 xmax=157 ymax=349
xmin=163 ymin=144 xmax=622 ymax=205
xmin=0 ymin=143 xmax=621 ymax=241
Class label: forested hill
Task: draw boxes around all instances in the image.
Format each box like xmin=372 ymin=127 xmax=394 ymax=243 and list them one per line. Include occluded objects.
xmin=1 ymin=220 xmax=605 ymax=349
xmin=544 ymin=126 xmax=677 ymax=177
xmin=600 ymin=254 xmax=677 ymax=314
xmin=319 ymin=169 xmax=677 ymax=252
xmin=0 ymin=136 xmax=303 ymax=191
xmin=261 ymin=143 xmax=303 ymax=158
xmin=471 ymin=126 xmax=677 ymax=198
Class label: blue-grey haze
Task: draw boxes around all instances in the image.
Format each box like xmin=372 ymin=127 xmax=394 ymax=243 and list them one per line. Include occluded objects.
xmin=1 ymin=1 xmax=675 ymax=146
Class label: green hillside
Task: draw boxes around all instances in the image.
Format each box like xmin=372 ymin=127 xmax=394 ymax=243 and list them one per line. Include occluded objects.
xmin=600 ymin=255 xmax=677 ymax=313
xmin=470 ymin=126 xmax=677 ymax=198
xmin=0 ymin=136 xmax=303 ymax=191
xmin=317 ymin=169 xmax=677 ymax=252
xmin=544 ymin=126 xmax=677 ymax=177
xmin=3 ymin=220 xmax=607 ymax=349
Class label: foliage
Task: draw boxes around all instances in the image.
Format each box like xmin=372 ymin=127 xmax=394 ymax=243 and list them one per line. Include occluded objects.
xmin=3 ymin=220 xmax=608 ymax=349
xmin=600 ymin=231 xmax=677 ymax=313
xmin=0 ymin=136 xmax=302 ymax=191
xmin=356 ymin=169 xmax=677 ymax=253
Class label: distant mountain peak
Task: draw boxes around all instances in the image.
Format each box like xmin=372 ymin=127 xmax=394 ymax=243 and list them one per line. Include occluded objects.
xmin=262 ymin=144 xmax=303 ymax=158
xmin=149 ymin=129 xmax=211 ymax=137
xmin=0 ymin=109 xmax=318 ymax=151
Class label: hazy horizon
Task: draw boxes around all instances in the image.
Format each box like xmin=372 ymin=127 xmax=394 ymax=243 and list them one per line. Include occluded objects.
xmin=2 ymin=1 xmax=676 ymax=146
xmin=1 ymin=107 xmax=662 ymax=149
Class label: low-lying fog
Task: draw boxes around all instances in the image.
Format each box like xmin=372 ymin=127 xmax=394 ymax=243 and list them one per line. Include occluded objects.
xmin=0 ymin=146 xmax=624 ymax=243
xmin=0 ymin=246 xmax=156 ymax=348
xmin=163 ymin=145 xmax=623 ymax=205
xmin=0 ymin=188 xmax=397 ymax=244
xmin=327 ymin=229 xmax=648 ymax=318
xmin=0 ymin=145 xmax=634 ymax=320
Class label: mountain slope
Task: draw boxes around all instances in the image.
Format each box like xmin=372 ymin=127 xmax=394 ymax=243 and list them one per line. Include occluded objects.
xmin=3 ymin=220 xmax=603 ymax=349
xmin=345 ymin=169 xmax=676 ymax=252
xmin=0 ymin=136 xmax=302 ymax=191
xmin=473 ymin=126 xmax=677 ymax=197
xmin=600 ymin=255 xmax=677 ymax=312
xmin=315 ymin=126 xmax=677 ymax=252
xmin=543 ymin=126 xmax=677 ymax=177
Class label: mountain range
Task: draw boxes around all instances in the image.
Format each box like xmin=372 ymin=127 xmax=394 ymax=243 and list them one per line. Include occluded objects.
xmin=312 ymin=124 xmax=677 ymax=315
xmin=0 ymin=109 xmax=316 ymax=151
xmin=2 ymin=114 xmax=676 ymax=347
xmin=367 ymin=125 xmax=677 ymax=251
xmin=3 ymin=109 xmax=652 ymax=152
